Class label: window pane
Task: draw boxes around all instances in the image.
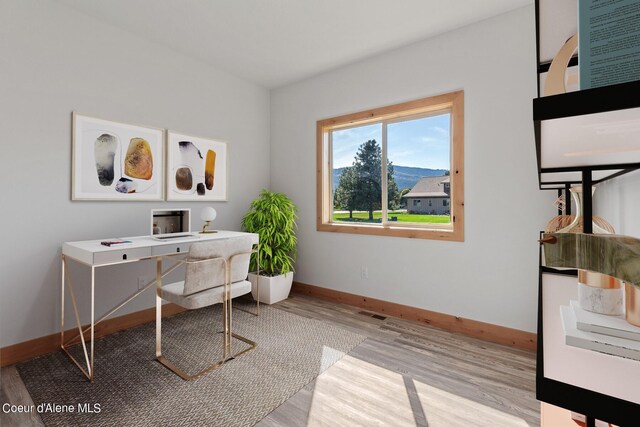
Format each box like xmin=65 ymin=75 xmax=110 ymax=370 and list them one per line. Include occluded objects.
xmin=332 ymin=124 xmax=383 ymax=224
xmin=318 ymin=91 xmax=463 ymax=241
xmin=386 ymin=114 xmax=451 ymax=224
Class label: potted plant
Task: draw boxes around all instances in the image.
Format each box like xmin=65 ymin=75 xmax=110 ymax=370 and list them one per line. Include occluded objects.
xmin=241 ymin=189 xmax=297 ymax=304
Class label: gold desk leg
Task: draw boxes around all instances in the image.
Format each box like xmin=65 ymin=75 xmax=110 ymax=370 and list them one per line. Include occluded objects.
xmin=90 ymin=266 xmax=95 ymax=382
xmin=61 ymin=255 xmax=183 ymax=381
xmin=228 ymin=280 xmax=232 ymax=359
xmin=155 ymin=257 xmax=162 ymax=358
xmin=234 ymin=244 xmax=261 ymax=317
xmin=256 ymin=242 xmax=260 ymax=316
xmin=64 ymin=261 xmax=182 ymax=347
xmin=227 ymin=260 xmax=232 ymax=358
xmin=224 ymin=258 xmax=230 ymax=359
xmin=60 ymin=256 xmax=92 ymax=381
xmin=60 ymin=255 xmax=65 ymax=352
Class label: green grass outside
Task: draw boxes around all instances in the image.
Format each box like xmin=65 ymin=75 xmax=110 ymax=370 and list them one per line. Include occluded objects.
xmin=332 ymin=211 xmax=450 ymax=224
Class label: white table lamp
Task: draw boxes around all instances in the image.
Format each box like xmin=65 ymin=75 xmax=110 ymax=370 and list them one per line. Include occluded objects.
xmin=200 ymin=207 xmax=217 ymax=234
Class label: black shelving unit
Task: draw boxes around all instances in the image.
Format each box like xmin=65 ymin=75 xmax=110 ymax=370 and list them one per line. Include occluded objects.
xmin=533 ymin=2 xmax=640 ymax=425
xmin=536 ymin=266 xmax=640 ymax=426
xmin=533 ymin=80 xmax=640 ymax=196
xmin=533 ymin=81 xmax=640 ymax=231
xmin=534 ymin=95 xmax=640 ymax=425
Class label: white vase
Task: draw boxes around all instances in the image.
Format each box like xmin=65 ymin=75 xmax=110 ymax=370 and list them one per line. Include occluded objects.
xmin=248 ymin=272 xmax=293 ymax=305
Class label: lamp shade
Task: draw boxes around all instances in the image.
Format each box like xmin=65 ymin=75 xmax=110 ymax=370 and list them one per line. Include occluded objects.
xmin=200 ymin=207 xmax=217 ymax=222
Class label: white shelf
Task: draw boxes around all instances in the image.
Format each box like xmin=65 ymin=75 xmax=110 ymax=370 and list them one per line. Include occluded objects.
xmin=542 ymin=273 xmax=640 ymax=405
xmin=541 ymin=106 xmax=640 ymax=170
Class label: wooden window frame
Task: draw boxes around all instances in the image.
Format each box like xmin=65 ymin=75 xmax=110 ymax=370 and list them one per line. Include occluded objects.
xmin=316 ymin=90 xmax=464 ymax=241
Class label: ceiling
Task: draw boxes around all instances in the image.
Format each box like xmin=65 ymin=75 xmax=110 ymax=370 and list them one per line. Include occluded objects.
xmin=59 ymin=0 xmax=532 ymax=88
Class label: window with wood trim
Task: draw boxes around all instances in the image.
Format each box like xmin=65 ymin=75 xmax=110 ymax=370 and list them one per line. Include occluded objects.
xmin=317 ymin=91 xmax=464 ymax=241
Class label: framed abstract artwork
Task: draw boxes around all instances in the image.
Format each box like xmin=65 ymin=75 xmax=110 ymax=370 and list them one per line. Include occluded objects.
xmin=72 ymin=113 xmax=164 ymax=200
xmin=166 ymin=131 xmax=228 ymax=201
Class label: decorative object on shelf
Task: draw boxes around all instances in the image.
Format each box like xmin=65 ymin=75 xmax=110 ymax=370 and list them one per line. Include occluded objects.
xmin=544 ymin=34 xmax=578 ymax=96
xmin=199 ymin=207 xmax=217 ymax=234
xmin=242 ymin=189 xmax=297 ymax=305
xmin=166 ymin=131 xmax=227 ymax=201
xmin=544 ymin=186 xmax=615 ymax=233
xmin=72 ymin=113 xmax=164 ymax=201
xmin=626 ymin=283 xmax=640 ymax=327
xmin=541 ymin=232 xmax=640 ymax=326
xmin=545 ymin=193 xmax=576 ymax=232
xmin=544 ymin=215 xmax=574 ymax=233
xmin=544 ymin=192 xmax=574 ymax=232
xmin=545 ymin=186 xmax=623 ymax=315
xmin=556 ymin=186 xmax=614 ymax=234
xmin=577 ymin=270 xmax=623 ymax=316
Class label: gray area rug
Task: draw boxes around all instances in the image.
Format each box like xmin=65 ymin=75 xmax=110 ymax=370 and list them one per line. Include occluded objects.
xmin=17 ymin=302 xmax=365 ymax=426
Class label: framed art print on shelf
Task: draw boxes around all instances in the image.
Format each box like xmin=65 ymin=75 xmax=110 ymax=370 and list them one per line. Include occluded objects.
xmin=72 ymin=112 xmax=164 ymax=201
xmin=166 ymin=131 xmax=228 ymax=201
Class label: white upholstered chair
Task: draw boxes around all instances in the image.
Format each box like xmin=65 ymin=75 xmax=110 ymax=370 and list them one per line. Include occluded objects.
xmin=155 ymin=236 xmax=258 ymax=380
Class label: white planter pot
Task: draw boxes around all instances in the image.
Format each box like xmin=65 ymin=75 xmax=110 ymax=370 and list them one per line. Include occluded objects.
xmin=248 ymin=272 xmax=293 ymax=305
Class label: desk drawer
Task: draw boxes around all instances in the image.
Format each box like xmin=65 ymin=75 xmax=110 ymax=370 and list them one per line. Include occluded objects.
xmin=93 ymin=247 xmax=151 ymax=265
xmin=151 ymin=243 xmax=192 ymax=256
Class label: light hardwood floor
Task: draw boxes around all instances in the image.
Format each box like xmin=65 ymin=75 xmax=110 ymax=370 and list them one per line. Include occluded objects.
xmin=259 ymin=294 xmax=538 ymax=426
xmin=1 ymin=293 xmax=539 ymax=426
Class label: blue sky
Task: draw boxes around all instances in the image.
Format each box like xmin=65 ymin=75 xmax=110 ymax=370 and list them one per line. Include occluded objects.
xmin=332 ymin=113 xmax=451 ymax=170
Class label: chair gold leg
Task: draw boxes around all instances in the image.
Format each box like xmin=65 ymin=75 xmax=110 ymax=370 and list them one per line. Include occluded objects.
xmin=156 ymin=355 xmax=226 ymax=381
xmin=235 ymin=276 xmax=260 ymax=317
xmin=156 ymin=332 xmax=257 ymax=380
xmin=155 ymin=254 xmax=258 ymax=381
xmin=229 ymin=333 xmax=257 ymax=359
xmin=236 ymin=244 xmax=260 ymax=317
xmin=234 ymin=304 xmax=260 ymax=316
xmin=235 ymin=270 xmax=261 ymax=317
xmin=155 ymin=328 xmax=257 ymax=381
xmin=156 ymin=281 xmax=256 ymax=380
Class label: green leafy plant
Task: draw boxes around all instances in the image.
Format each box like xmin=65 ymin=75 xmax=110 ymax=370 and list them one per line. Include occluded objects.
xmin=241 ymin=189 xmax=298 ymax=277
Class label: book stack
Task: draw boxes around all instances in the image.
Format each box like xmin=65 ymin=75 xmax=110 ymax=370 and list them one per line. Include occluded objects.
xmin=561 ymin=300 xmax=640 ymax=361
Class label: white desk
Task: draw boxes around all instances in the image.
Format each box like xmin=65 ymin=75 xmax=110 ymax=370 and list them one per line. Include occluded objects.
xmin=61 ymin=231 xmax=259 ymax=381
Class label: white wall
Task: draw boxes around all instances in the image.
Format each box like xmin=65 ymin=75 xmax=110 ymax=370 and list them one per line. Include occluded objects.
xmin=594 ymin=172 xmax=640 ymax=238
xmin=270 ymin=5 xmax=555 ymax=333
xmin=0 ymin=0 xmax=270 ymax=347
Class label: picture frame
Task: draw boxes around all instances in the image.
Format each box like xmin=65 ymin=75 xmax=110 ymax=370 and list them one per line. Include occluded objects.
xmin=166 ymin=131 xmax=228 ymax=201
xmin=72 ymin=112 xmax=164 ymax=201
